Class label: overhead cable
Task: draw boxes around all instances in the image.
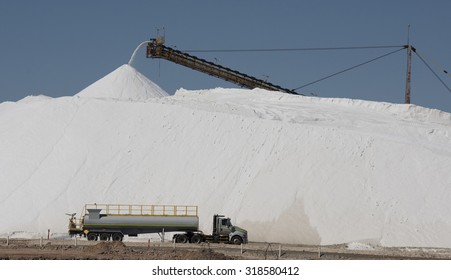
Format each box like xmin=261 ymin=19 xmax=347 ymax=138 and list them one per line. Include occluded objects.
xmin=292 ymin=47 xmax=406 ymax=91
xmin=182 ymin=45 xmax=405 ymax=53
xmin=413 ymin=50 xmax=451 ymax=93
xmin=413 ymin=48 xmax=450 ymax=76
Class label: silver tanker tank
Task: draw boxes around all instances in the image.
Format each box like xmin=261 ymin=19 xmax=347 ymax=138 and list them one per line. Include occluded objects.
xmin=83 ymin=208 xmax=199 ymax=233
xmin=69 ymin=204 xmax=200 ymax=241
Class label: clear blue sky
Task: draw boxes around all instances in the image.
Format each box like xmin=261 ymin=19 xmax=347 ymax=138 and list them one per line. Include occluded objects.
xmin=1 ymin=0 xmax=450 ymax=112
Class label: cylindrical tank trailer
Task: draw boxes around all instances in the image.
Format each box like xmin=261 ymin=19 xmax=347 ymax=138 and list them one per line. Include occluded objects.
xmin=68 ymin=204 xmax=247 ymax=245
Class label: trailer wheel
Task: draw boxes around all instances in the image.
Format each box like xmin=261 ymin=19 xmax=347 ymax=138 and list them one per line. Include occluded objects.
xmin=176 ymin=234 xmax=188 ymax=243
xmin=190 ymin=234 xmax=202 ymax=244
xmin=231 ymin=236 xmax=243 ymax=245
xmin=87 ymin=233 xmax=97 ymax=241
xmin=100 ymin=233 xmax=110 ymax=241
xmin=112 ymin=233 xmax=123 ymax=242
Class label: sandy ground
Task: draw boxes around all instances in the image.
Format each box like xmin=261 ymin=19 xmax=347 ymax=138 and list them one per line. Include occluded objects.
xmin=1 ymin=238 xmax=451 ymax=260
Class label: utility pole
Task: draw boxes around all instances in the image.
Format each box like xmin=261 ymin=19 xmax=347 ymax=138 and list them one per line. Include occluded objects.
xmin=405 ymin=25 xmax=412 ymax=104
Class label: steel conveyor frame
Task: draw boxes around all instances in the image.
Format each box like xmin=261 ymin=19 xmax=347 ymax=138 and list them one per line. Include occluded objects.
xmin=146 ymin=38 xmax=301 ymax=95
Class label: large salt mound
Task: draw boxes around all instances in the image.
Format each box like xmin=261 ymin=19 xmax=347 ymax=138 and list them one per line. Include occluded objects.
xmin=1 ymin=66 xmax=451 ymax=248
xmin=76 ymin=64 xmax=168 ymax=100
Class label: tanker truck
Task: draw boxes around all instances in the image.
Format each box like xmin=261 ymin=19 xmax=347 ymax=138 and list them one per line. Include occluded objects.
xmin=68 ymin=204 xmax=248 ymax=245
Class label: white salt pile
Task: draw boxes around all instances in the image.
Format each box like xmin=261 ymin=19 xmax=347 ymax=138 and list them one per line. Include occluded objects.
xmin=76 ymin=64 xmax=168 ymax=100
xmin=1 ymin=64 xmax=451 ymax=248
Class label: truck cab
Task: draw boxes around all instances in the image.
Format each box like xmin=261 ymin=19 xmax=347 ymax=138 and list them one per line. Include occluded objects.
xmin=213 ymin=215 xmax=248 ymax=245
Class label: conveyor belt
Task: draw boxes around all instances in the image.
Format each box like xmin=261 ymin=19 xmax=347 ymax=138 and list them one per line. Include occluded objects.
xmin=146 ymin=37 xmax=301 ymax=95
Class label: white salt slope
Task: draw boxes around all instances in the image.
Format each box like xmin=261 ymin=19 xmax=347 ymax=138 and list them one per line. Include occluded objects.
xmin=1 ymin=66 xmax=451 ymax=248
xmin=76 ymin=64 xmax=168 ymax=100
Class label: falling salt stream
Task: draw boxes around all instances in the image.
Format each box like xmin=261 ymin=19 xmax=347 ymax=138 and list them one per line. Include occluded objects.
xmin=128 ymin=41 xmax=152 ymax=66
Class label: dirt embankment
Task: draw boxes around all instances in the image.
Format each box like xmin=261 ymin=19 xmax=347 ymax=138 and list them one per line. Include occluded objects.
xmin=1 ymin=239 xmax=451 ymax=260
xmin=0 ymin=239 xmax=240 ymax=260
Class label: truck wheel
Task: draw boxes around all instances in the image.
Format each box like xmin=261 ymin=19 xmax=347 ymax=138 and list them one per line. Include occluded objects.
xmin=176 ymin=234 xmax=188 ymax=243
xmin=112 ymin=233 xmax=123 ymax=242
xmin=100 ymin=233 xmax=110 ymax=241
xmin=190 ymin=234 xmax=202 ymax=244
xmin=231 ymin=236 xmax=243 ymax=245
xmin=87 ymin=233 xmax=97 ymax=241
